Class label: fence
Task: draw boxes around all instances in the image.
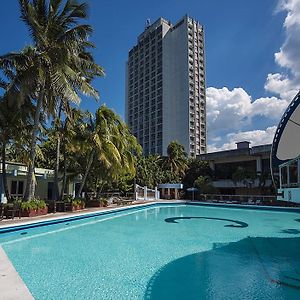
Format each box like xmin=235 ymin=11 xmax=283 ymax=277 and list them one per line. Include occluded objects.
xmin=135 ymin=184 xmax=160 ymax=201
xmin=194 ymin=194 xmax=276 ymax=205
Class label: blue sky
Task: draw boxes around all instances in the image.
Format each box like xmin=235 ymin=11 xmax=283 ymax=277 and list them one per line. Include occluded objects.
xmin=1 ymin=0 xmax=299 ymax=151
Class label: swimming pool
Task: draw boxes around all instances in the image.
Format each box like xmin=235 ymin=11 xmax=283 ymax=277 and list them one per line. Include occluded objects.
xmin=1 ymin=203 xmax=300 ymax=299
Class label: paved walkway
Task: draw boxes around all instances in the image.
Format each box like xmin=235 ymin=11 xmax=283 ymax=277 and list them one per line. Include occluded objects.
xmin=0 ymin=246 xmax=34 ymax=300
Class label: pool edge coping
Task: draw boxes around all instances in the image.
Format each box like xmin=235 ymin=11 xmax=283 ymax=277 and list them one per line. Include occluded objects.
xmin=0 ymin=246 xmax=34 ymax=300
xmin=0 ymin=201 xmax=185 ymax=233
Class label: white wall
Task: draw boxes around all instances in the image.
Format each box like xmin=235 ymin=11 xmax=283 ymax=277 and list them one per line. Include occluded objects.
xmin=162 ymin=18 xmax=190 ymax=155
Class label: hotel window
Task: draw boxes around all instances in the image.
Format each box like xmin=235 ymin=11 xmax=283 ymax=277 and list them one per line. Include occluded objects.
xmin=289 ymin=162 xmax=298 ymax=185
xmin=10 ymin=180 xmax=24 ymax=197
xmin=281 ymin=166 xmax=288 ymax=186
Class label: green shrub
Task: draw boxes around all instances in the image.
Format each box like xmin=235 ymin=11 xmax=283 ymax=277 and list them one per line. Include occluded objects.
xmin=63 ymin=195 xmax=74 ymax=203
xmin=100 ymin=198 xmax=108 ymax=206
xmin=73 ymin=198 xmax=84 ymax=207
xmin=20 ymin=199 xmax=47 ymax=211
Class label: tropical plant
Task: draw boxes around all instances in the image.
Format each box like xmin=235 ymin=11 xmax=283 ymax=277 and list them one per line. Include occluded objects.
xmin=0 ymin=96 xmax=33 ymax=201
xmin=136 ymin=155 xmax=165 ymax=188
xmin=194 ymin=175 xmax=217 ymax=194
xmin=0 ymin=0 xmax=104 ymax=200
xmin=162 ymin=141 xmax=188 ymax=180
xmin=232 ymin=167 xmax=256 ymax=191
xmin=75 ymin=105 xmax=141 ymax=197
xmin=20 ymin=199 xmax=46 ymax=211
xmin=183 ymin=159 xmax=213 ymax=188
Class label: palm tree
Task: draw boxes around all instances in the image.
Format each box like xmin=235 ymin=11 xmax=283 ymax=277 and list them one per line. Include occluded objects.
xmin=232 ymin=167 xmax=256 ymax=193
xmin=76 ymin=105 xmax=141 ymax=197
xmin=194 ymin=175 xmax=216 ymax=194
xmin=59 ymin=108 xmax=86 ymax=199
xmin=136 ymin=155 xmax=165 ymax=188
xmin=0 ymin=96 xmax=32 ymax=201
xmin=163 ymin=141 xmax=188 ymax=180
xmin=0 ymin=0 xmax=104 ymax=200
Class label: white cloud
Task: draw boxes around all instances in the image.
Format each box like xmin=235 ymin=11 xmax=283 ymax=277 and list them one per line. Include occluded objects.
xmin=207 ymin=0 xmax=300 ymax=152
xmin=250 ymin=96 xmax=288 ymax=119
xmin=206 ymin=87 xmax=252 ymax=132
xmin=275 ymin=0 xmax=300 ymax=77
xmin=264 ymin=73 xmax=298 ymax=99
xmin=208 ymin=126 xmax=277 ymax=153
xmin=207 ymin=87 xmax=288 ymax=134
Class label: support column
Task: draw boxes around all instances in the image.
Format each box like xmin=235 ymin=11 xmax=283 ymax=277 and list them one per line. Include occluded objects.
xmin=134 ymin=183 xmax=137 ymax=201
xmin=72 ymin=182 xmax=76 ymax=198
xmin=144 ymin=186 xmax=147 ymax=201
xmin=155 ymin=187 xmax=158 ymax=200
xmin=256 ymin=157 xmax=262 ymax=174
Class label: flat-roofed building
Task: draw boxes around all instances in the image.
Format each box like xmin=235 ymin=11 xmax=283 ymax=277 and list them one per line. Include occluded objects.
xmin=197 ymin=142 xmax=273 ymax=195
xmin=0 ymin=162 xmax=80 ymax=203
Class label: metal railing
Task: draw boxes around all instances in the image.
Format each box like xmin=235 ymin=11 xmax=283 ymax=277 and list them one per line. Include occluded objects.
xmin=191 ymin=194 xmax=276 ymax=205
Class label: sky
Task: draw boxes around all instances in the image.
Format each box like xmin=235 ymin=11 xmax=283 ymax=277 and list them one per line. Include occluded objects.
xmin=0 ymin=0 xmax=299 ymax=152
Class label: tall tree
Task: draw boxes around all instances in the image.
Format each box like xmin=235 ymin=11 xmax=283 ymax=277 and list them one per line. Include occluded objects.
xmin=0 ymin=0 xmax=104 ymax=200
xmin=232 ymin=166 xmax=256 ymax=192
xmin=0 ymin=96 xmax=32 ymax=201
xmin=76 ymin=105 xmax=141 ymax=197
xmin=136 ymin=155 xmax=165 ymax=188
xmin=163 ymin=141 xmax=188 ymax=181
xmin=183 ymin=159 xmax=213 ymax=188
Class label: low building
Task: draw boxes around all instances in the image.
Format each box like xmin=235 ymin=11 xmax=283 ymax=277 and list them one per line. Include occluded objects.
xmin=158 ymin=183 xmax=183 ymax=199
xmin=197 ymin=142 xmax=273 ymax=195
xmin=0 ymin=162 xmax=80 ymax=203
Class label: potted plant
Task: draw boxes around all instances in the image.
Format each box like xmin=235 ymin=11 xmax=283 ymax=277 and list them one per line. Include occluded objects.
xmin=21 ymin=200 xmax=37 ymax=217
xmin=36 ymin=200 xmax=48 ymax=215
xmin=72 ymin=199 xmax=85 ymax=211
xmin=21 ymin=199 xmax=48 ymax=217
xmin=100 ymin=198 xmax=108 ymax=207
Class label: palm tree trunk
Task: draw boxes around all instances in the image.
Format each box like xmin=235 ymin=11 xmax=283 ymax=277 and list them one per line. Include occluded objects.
xmin=1 ymin=143 xmax=10 ymax=202
xmin=60 ymin=143 xmax=67 ymax=200
xmin=53 ymin=102 xmax=63 ymax=201
xmin=76 ymin=150 xmax=94 ymax=198
xmin=53 ymin=136 xmax=61 ymax=200
xmin=23 ymin=92 xmax=44 ymax=201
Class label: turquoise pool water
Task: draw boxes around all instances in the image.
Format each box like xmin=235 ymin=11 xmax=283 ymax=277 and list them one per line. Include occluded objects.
xmin=1 ymin=204 xmax=300 ymax=299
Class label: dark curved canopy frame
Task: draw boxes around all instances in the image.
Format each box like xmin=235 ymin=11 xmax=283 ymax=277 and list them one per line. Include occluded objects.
xmin=271 ymin=91 xmax=300 ymax=183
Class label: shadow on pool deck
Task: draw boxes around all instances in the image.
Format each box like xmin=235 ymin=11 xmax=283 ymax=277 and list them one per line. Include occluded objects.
xmin=144 ymin=236 xmax=300 ymax=300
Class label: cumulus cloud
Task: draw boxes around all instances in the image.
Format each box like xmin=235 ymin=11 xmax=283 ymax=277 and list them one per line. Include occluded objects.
xmin=208 ymin=126 xmax=277 ymax=152
xmin=275 ymin=0 xmax=300 ymax=76
xmin=264 ymin=73 xmax=298 ymax=99
xmin=207 ymin=0 xmax=300 ymax=152
xmin=206 ymin=87 xmax=252 ymax=132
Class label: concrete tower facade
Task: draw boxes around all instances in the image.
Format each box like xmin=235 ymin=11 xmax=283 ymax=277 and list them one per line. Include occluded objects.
xmin=125 ymin=16 xmax=206 ymax=157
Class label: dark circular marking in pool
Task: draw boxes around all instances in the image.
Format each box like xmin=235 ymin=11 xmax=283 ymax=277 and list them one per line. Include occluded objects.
xmin=164 ymin=216 xmax=248 ymax=228
xmin=20 ymin=232 xmax=28 ymax=235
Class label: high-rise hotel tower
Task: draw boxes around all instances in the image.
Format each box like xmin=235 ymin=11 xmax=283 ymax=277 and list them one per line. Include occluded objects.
xmin=125 ymin=16 xmax=206 ymax=156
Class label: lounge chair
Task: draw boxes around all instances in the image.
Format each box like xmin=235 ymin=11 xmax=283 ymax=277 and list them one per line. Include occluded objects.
xmin=246 ymin=198 xmax=255 ymax=205
xmin=5 ymin=202 xmax=21 ymax=219
xmin=112 ymin=197 xmax=133 ymax=206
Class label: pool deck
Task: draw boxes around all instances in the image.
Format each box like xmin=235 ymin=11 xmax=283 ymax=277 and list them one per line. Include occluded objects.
xmin=0 ymin=246 xmax=34 ymax=300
